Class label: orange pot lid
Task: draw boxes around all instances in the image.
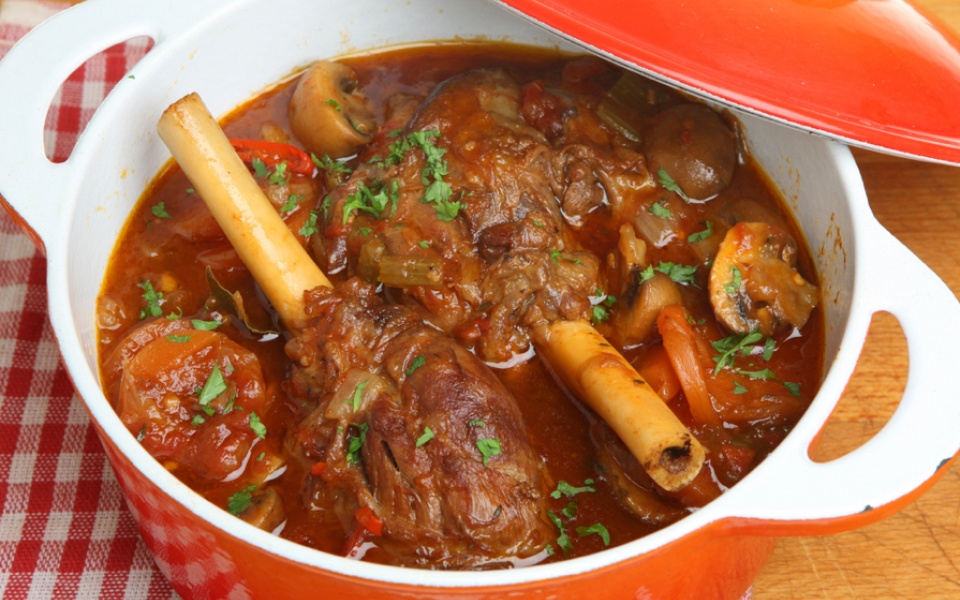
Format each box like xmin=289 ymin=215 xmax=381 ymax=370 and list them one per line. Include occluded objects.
xmin=494 ymin=0 xmax=960 ymax=165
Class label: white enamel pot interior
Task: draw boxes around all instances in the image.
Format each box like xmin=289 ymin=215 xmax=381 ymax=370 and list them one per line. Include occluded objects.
xmin=0 ymin=0 xmax=958 ymax=597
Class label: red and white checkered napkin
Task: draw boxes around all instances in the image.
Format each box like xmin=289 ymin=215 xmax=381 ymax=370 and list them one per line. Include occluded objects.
xmin=0 ymin=1 xmax=176 ymax=598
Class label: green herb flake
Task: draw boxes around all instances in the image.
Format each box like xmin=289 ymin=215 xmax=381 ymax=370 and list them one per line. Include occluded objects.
xmin=763 ymin=338 xmax=777 ymax=361
xmin=268 ymin=162 xmax=289 ymax=186
xmin=547 ymin=511 xmax=574 ymax=555
xmin=687 ymin=220 xmax=714 ymax=243
xmin=649 ymin=201 xmax=672 ymax=219
xmin=406 ymin=355 xmax=426 ymax=376
xmin=165 ymin=334 xmax=192 ymax=343
xmin=299 ymin=210 xmax=320 ymax=237
xmin=256 ymin=451 xmax=266 ymax=462
xmin=724 ymin=266 xmax=743 ymax=295
xmin=249 ymin=412 xmax=267 ymax=439
xmin=711 ymin=331 xmax=765 ymax=376
xmin=342 ymin=180 xmax=399 ymax=225
xmin=783 ymin=381 xmax=802 ymax=397
xmin=561 ymin=501 xmax=578 ymax=520
xmin=281 ymin=193 xmax=302 ymax=214
xmin=468 ymin=419 xmax=486 ymax=428
xmin=252 ymin=157 xmax=270 ymax=179
xmin=190 ymin=414 xmax=206 ymax=426
xmin=732 ymin=381 xmax=748 ymax=395
xmin=657 ymin=167 xmax=690 ymax=202
xmin=349 ymin=381 xmax=369 ymax=413
xmin=166 ymin=308 xmax=183 ymax=320
xmin=151 ymin=201 xmax=172 ymax=219
xmin=137 ymin=280 xmax=164 ymax=319
xmin=476 ymin=438 xmax=502 ymax=466
xmin=192 ymin=319 xmax=221 ymax=331
xmin=655 ymin=261 xmax=699 ymax=287
xmin=418 ymin=240 xmax=430 ymax=249
xmin=550 ymin=479 xmax=596 ymax=499
xmin=312 ymin=153 xmax=352 ymax=175
xmin=738 ymin=368 xmax=777 ymax=381
xmin=576 ymin=523 xmax=611 ymax=546
xmin=227 ymin=485 xmax=258 ymax=516
xmin=325 ymin=98 xmax=341 ymax=111
xmin=415 ymin=426 xmax=435 ymax=447
xmin=346 ymin=423 xmax=369 ymax=464
xmin=197 ymin=363 xmax=227 ymax=407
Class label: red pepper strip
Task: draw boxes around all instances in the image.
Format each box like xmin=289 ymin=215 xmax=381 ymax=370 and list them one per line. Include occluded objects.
xmin=353 ymin=506 xmax=384 ymax=536
xmin=229 ymin=139 xmax=314 ymax=176
xmin=310 ymin=461 xmax=327 ymax=476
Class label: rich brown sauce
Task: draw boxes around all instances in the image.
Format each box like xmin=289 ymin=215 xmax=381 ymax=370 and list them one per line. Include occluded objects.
xmin=97 ymin=43 xmax=823 ymax=565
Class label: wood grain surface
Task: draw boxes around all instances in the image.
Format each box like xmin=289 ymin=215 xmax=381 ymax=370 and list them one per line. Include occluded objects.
xmin=753 ymin=2 xmax=960 ymax=596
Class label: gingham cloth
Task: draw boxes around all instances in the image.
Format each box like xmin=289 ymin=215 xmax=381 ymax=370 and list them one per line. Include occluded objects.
xmin=0 ymin=1 xmax=177 ymax=598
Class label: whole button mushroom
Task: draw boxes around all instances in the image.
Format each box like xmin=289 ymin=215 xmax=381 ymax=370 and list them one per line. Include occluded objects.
xmin=288 ymin=61 xmax=377 ymax=159
xmin=645 ymin=103 xmax=737 ymax=201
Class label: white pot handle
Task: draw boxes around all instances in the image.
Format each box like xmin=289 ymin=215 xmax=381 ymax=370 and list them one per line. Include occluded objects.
xmin=0 ymin=0 xmax=217 ymax=245
xmin=723 ymin=216 xmax=960 ymax=533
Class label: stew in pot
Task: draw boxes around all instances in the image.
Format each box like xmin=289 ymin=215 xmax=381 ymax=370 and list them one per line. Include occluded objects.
xmin=97 ymin=43 xmax=823 ymax=569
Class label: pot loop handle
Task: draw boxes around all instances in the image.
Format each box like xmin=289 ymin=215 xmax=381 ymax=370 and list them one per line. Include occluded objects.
xmin=723 ymin=216 xmax=960 ymax=536
xmin=0 ymin=0 xmax=209 ymax=246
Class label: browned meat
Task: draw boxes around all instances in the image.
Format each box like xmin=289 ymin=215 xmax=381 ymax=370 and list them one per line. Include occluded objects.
xmin=284 ymin=278 xmax=552 ymax=568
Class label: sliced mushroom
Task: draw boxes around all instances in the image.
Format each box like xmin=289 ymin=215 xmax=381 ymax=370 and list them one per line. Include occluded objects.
xmin=709 ymin=221 xmax=819 ymax=336
xmin=288 ymin=61 xmax=377 ymax=159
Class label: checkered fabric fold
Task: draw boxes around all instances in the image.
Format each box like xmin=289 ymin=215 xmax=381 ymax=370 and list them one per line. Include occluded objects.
xmin=0 ymin=1 xmax=176 ymax=598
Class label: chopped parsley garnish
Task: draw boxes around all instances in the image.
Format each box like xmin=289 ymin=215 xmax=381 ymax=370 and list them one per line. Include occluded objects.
xmin=299 ymin=210 xmax=320 ymax=237
xmin=252 ymin=157 xmax=270 ymax=179
xmin=763 ymin=338 xmax=777 ymax=361
xmin=342 ymin=180 xmax=399 ymax=225
xmin=137 ymin=280 xmax=164 ymax=319
xmin=325 ymin=98 xmax=341 ymax=111
xmin=268 ymin=162 xmax=289 ymax=186
xmin=165 ymin=308 xmax=183 ymax=320
xmin=280 ymin=193 xmax=302 ymax=214
xmin=561 ymin=501 xmax=578 ymax=520
xmin=151 ymin=201 xmax=172 ymax=219
xmin=405 ymin=355 xmax=426 ymax=376
xmin=648 ymin=201 xmax=672 ymax=219
xmin=640 ymin=262 xmax=699 ymax=287
xmin=190 ymin=414 xmax=206 ymax=426
xmin=476 ymin=438 xmax=502 ymax=466
xmin=249 ymin=412 xmax=267 ymax=439
xmin=227 ymin=485 xmax=257 ymax=516
xmin=783 ymin=381 xmax=802 ymax=397
xmin=346 ymin=423 xmax=369 ymax=464
xmin=732 ymin=381 xmax=748 ymax=395
xmin=191 ymin=318 xmax=221 ymax=330
xmin=165 ymin=334 xmax=192 ymax=343
xmin=657 ymin=167 xmax=690 ymax=202
xmin=312 ymin=153 xmax=352 ymax=175
xmin=576 ymin=523 xmax=611 ymax=546
xmin=349 ymin=381 xmax=368 ymax=412
xmin=468 ymin=419 xmax=485 ymax=428
xmin=550 ymin=479 xmax=596 ymax=499
xmin=711 ymin=331 xmax=765 ymax=376
xmin=418 ymin=240 xmax=430 ymax=249
xmin=415 ymin=426 xmax=435 ymax=447
xmin=590 ymin=290 xmax=617 ymax=325
xmin=738 ymin=368 xmax=777 ymax=381
xmin=724 ymin=266 xmax=743 ymax=295
xmin=546 ymin=511 xmax=574 ymax=556
xmin=687 ymin=220 xmax=714 ymax=243
xmin=197 ymin=363 xmax=227 ymax=407
xmin=384 ymin=129 xmax=462 ymax=221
